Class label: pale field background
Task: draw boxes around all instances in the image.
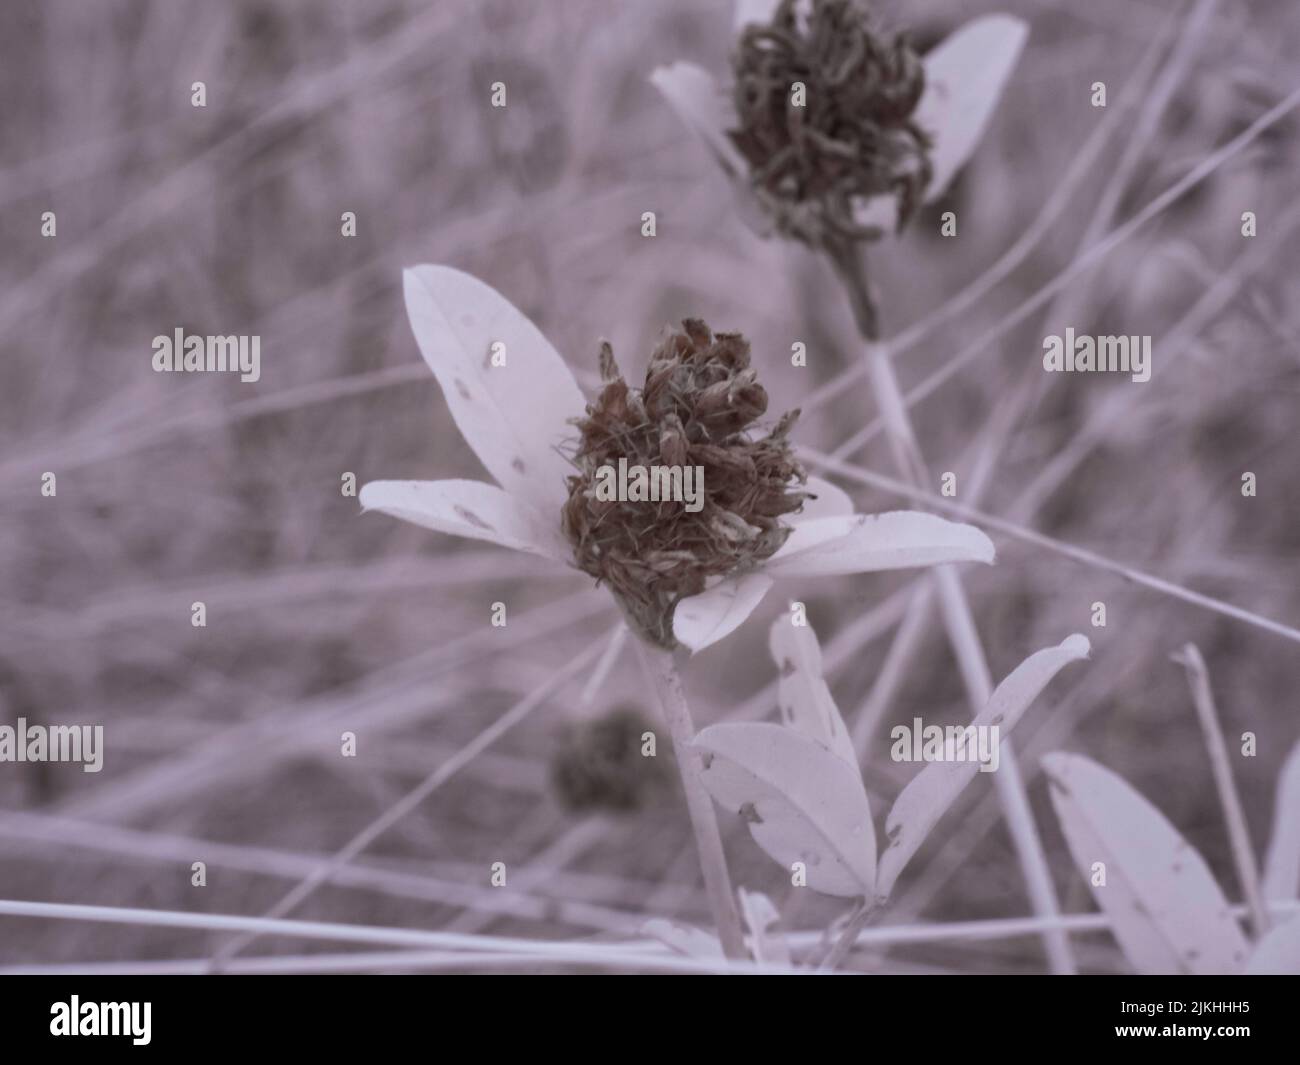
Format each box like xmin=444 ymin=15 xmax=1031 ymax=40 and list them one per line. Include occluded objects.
xmin=0 ymin=0 xmax=1297 ymax=973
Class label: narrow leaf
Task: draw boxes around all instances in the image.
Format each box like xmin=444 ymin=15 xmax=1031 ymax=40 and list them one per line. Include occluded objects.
xmin=402 ymin=265 xmax=586 ymax=513
xmin=1245 ymin=918 xmax=1300 ymax=974
xmin=763 ymin=511 xmax=995 ymax=578
xmin=876 ymin=634 xmax=1090 ymax=897
xmin=358 ymin=479 xmax=567 ymax=559
xmin=1263 ymin=738 xmax=1300 ymax=901
xmin=918 ymin=15 xmax=1029 ymax=203
xmin=1044 ymin=752 xmax=1251 ymax=975
xmin=640 ymin=918 xmax=723 ymax=960
xmin=738 ymin=888 xmax=792 ymax=966
xmin=694 ymin=722 xmax=875 ymax=897
xmin=767 ymin=617 xmax=858 ymax=767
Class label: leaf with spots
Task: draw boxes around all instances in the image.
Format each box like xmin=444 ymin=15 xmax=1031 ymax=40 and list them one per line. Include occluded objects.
xmin=767 ymin=617 xmax=857 ymax=767
xmin=876 ymin=634 xmax=1090 ymax=898
xmin=693 ymin=722 xmax=875 ymax=898
xmin=1044 ymin=752 xmax=1250 ymax=975
xmin=402 ymin=265 xmax=586 ymax=513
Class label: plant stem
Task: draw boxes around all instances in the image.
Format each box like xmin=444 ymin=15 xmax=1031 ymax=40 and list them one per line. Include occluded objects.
xmin=636 ymin=641 xmax=747 ymax=960
xmin=824 ymin=239 xmax=1077 ymax=975
xmin=821 ymin=897 xmax=877 ymax=971
xmin=1175 ymin=643 xmax=1270 ymax=936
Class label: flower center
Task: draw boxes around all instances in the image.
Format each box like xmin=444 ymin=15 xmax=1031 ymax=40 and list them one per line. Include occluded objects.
xmin=562 ymin=319 xmax=808 ymax=648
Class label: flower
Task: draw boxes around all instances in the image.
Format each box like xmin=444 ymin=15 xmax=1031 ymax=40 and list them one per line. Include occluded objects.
xmin=360 ymin=265 xmax=995 ymax=652
xmin=562 ymin=320 xmax=808 ymax=648
xmin=651 ymin=0 xmax=1027 ymax=245
xmin=729 ymin=0 xmax=932 ymax=246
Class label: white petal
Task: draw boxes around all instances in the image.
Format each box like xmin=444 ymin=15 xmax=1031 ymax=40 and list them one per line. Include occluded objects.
xmin=649 ymin=62 xmax=747 ymax=181
xmin=359 ymin=479 xmax=568 ymax=560
xmin=733 ymin=0 xmax=784 ymax=31
xmin=673 ymin=571 xmax=775 ymax=653
xmin=850 ymin=195 xmax=897 ymax=235
xmin=763 ymin=512 xmax=995 ymax=577
xmin=794 ymin=475 xmax=854 ymax=522
xmin=1263 ymin=738 xmax=1300 ymax=902
xmin=918 ymin=15 xmax=1029 ymax=203
xmin=402 ymin=265 xmax=586 ymax=513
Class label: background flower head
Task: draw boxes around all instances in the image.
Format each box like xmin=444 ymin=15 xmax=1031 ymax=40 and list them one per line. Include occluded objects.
xmin=729 ymin=0 xmax=933 ymax=246
xmin=652 ymin=3 xmax=1028 ymax=243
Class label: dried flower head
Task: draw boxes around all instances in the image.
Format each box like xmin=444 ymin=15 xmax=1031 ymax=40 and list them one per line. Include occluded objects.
xmin=562 ymin=319 xmax=809 ymax=649
xmin=364 ymin=265 xmax=996 ymax=655
xmin=550 ymin=704 xmax=670 ymax=813
xmin=728 ymin=0 xmax=932 ymax=247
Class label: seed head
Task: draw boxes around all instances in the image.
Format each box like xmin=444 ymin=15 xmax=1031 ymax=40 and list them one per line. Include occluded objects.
xmin=550 ymin=705 xmax=670 ymax=813
xmin=562 ymin=320 xmax=809 ymax=648
xmin=729 ymin=0 xmax=931 ymax=247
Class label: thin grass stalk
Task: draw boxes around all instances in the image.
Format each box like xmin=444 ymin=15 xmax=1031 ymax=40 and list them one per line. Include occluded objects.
xmin=636 ymin=640 xmax=747 ymax=960
xmin=842 ymin=4 xmax=1198 ymax=773
xmin=799 ymin=82 xmax=1300 ymax=446
xmin=803 ymin=446 xmax=1300 ymax=647
xmin=820 ymin=898 xmax=878 ymax=972
xmin=824 ymin=240 xmax=1076 ymax=974
xmin=1174 ymin=643 xmax=1270 ymax=937
xmin=208 ymin=639 xmax=606 ymax=969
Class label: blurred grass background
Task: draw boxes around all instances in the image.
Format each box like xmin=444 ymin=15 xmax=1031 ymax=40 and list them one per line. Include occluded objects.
xmin=0 ymin=0 xmax=1297 ymax=972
